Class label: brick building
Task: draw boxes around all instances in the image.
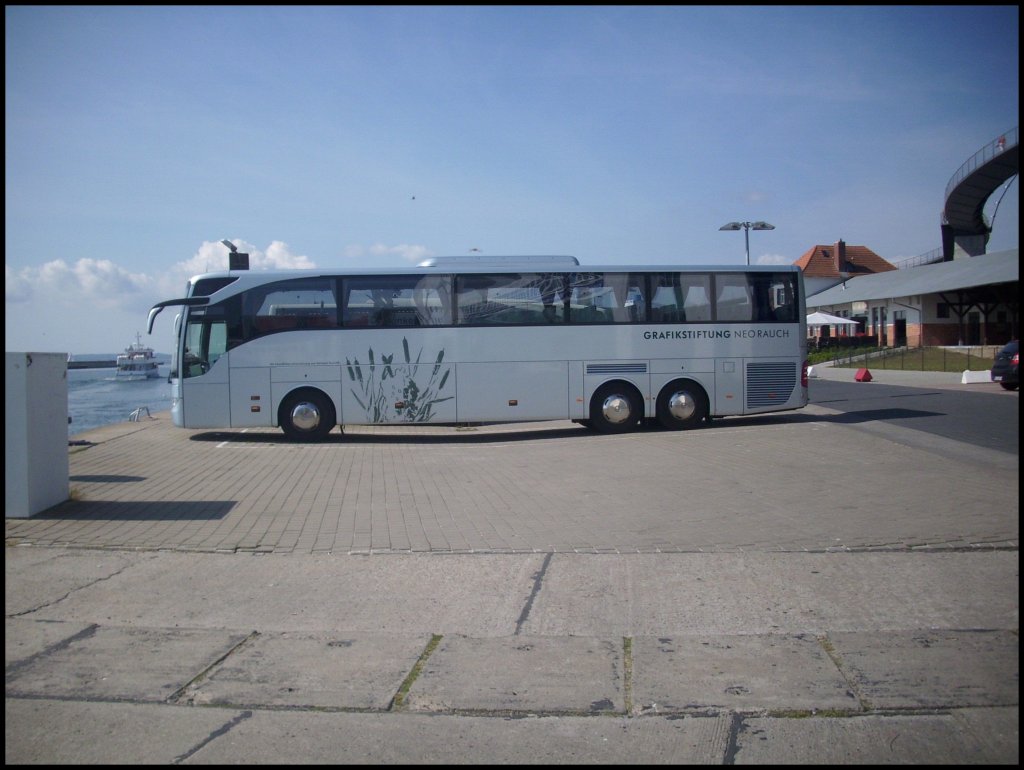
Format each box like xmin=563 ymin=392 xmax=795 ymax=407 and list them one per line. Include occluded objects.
xmin=805 ymin=247 xmax=1019 ymax=348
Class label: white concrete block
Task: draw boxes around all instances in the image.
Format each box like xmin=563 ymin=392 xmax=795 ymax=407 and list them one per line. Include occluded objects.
xmin=5 ymin=352 xmax=69 ymax=517
xmin=961 ymin=369 xmax=993 ymax=384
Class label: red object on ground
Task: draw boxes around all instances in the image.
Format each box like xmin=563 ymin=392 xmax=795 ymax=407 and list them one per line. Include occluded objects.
xmin=855 ymin=368 xmax=873 ymax=382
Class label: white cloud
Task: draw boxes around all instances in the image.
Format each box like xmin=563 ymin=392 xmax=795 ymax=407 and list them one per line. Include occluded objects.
xmin=262 ymin=241 xmax=316 ymax=269
xmin=7 ymin=238 xmax=416 ymax=317
xmin=5 ymin=240 xmax=322 ymax=352
xmin=754 ymin=253 xmax=794 ymax=266
xmin=344 ymin=243 xmax=435 ymax=264
xmin=170 ymin=240 xmax=316 ymax=285
xmin=5 ymin=265 xmax=34 ymax=302
xmin=6 ymin=258 xmax=153 ymax=309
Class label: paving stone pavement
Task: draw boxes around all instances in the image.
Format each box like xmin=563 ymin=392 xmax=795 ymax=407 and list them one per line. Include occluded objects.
xmin=6 ymin=388 xmax=1019 ymax=763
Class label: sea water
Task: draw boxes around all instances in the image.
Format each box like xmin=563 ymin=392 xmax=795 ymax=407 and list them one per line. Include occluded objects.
xmin=67 ymin=365 xmax=174 ymax=437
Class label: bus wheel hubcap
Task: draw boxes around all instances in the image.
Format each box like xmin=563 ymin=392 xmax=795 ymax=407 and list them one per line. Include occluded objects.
xmin=601 ymin=395 xmax=633 ymax=425
xmin=291 ymin=403 xmax=320 ymax=431
xmin=667 ymin=392 xmax=696 ymax=421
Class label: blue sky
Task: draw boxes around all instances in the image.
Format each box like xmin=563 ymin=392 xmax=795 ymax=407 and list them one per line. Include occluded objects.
xmin=5 ymin=5 xmax=1019 ymax=354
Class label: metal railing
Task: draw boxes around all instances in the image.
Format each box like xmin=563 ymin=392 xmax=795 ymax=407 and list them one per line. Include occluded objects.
xmin=944 ymin=127 xmax=1018 ymax=204
xmin=812 ymin=345 xmax=995 ymax=372
xmin=893 ymin=247 xmax=944 ymax=269
xmin=128 ymin=406 xmax=152 ymax=422
xmin=899 ymin=128 xmax=1017 ymax=267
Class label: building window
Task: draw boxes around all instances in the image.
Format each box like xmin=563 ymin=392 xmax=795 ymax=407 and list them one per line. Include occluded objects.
xmin=936 ymin=302 xmax=950 ymax=319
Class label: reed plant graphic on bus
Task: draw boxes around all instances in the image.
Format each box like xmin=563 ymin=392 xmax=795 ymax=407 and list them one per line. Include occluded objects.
xmin=345 ymin=337 xmax=452 ymax=423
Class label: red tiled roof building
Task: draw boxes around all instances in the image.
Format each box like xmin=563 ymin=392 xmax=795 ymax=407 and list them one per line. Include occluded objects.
xmin=794 ymin=239 xmax=897 ymax=278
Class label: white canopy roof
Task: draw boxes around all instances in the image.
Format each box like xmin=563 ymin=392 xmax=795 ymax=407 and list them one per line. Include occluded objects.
xmin=806 ymin=311 xmax=859 ymax=326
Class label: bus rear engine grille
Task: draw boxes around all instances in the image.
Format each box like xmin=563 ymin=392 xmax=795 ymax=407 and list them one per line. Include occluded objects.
xmin=746 ymin=362 xmax=796 ymax=408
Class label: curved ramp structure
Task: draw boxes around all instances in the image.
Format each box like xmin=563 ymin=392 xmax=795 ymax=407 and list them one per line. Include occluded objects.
xmin=942 ymin=127 xmax=1019 ymax=257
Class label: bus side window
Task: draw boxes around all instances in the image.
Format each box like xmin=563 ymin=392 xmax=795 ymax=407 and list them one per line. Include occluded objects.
xmin=569 ymin=272 xmax=647 ymax=324
xmin=343 ymin=275 xmax=451 ymax=327
xmin=455 ymin=278 xmax=497 ymax=324
xmin=244 ymin=278 xmax=338 ymax=337
xmin=770 ymin=275 xmax=797 ymax=322
xmin=651 ymin=279 xmax=684 ymax=323
xmin=208 ymin=322 xmax=228 ymax=366
xmin=679 ymin=275 xmax=711 ymax=322
xmin=714 ymin=274 xmax=754 ymax=322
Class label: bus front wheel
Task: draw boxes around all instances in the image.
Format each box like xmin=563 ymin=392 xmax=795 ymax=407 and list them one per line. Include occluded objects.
xmin=589 ymin=383 xmax=643 ymax=433
xmin=279 ymin=390 xmax=336 ymax=442
xmin=656 ymin=380 xmax=708 ymax=430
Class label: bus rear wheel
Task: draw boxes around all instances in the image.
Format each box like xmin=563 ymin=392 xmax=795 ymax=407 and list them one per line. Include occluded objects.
xmin=589 ymin=382 xmax=643 ymax=433
xmin=656 ymin=380 xmax=708 ymax=430
xmin=279 ymin=389 xmax=336 ymax=442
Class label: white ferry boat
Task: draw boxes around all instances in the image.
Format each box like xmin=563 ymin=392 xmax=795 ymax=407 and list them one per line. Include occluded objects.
xmin=115 ymin=334 xmax=161 ymax=380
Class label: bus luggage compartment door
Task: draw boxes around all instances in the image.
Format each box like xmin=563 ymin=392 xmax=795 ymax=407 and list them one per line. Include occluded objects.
xmin=715 ymin=359 xmax=743 ymax=416
xmin=345 ymin=365 xmax=455 ymax=424
xmin=230 ymin=367 xmax=272 ymax=427
xmin=456 ymin=362 xmax=568 ymax=422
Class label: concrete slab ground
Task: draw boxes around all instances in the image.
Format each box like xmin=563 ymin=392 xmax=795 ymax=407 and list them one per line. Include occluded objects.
xmin=188 ymin=632 xmax=433 ymax=710
xmin=5 ymin=387 xmax=1019 ymax=764
xmin=401 ymin=634 xmax=624 ymax=714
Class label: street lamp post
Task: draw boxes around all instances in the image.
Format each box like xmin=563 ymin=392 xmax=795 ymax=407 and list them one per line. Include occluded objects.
xmin=719 ymin=221 xmax=775 ymax=265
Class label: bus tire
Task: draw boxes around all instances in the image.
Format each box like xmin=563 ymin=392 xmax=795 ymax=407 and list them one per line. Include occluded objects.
xmin=589 ymin=382 xmax=643 ymax=433
xmin=279 ymin=389 xmax=336 ymax=442
xmin=656 ymin=380 xmax=708 ymax=430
